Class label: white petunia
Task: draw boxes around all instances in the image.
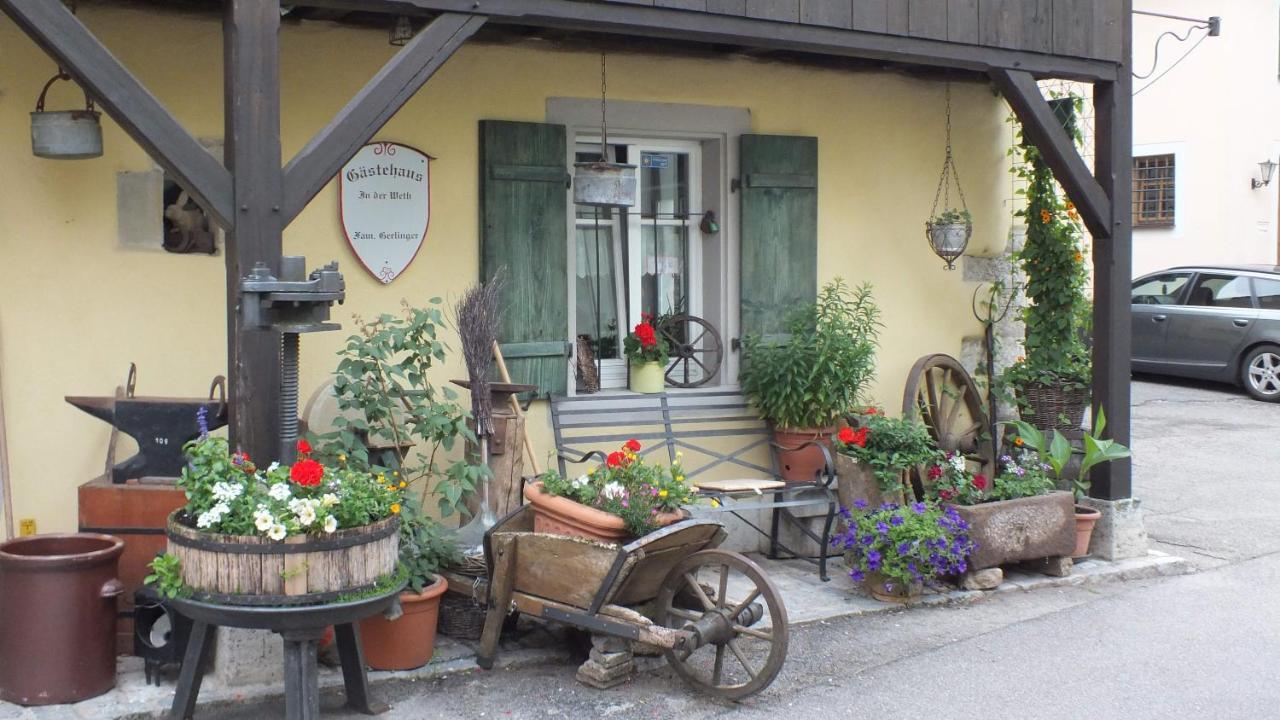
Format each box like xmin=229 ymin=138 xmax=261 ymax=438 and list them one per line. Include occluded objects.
xmin=321 ymin=493 xmax=339 ymax=508
xmin=267 ymin=462 xmax=280 ymax=473
xmin=211 ymin=481 xmax=243 ymax=502
xmin=196 ymin=510 xmax=215 ymax=528
xmin=572 ymin=475 xmax=590 ymax=488
xmin=296 ymin=503 xmax=317 ymax=527
xmin=267 ymin=523 xmax=287 ymax=541
xmin=323 ymin=515 xmax=338 ymax=534
xmin=287 ymin=497 xmax=304 ymax=513
xmin=601 ymin=481 xmax=626 ymax=500
xmin=949 ymin=453 xmax=966 ymax=471
xmin=268 ymin=483 xmax=291 ymax=501
xmin=253 ymin=509 xmax=274 ymax=532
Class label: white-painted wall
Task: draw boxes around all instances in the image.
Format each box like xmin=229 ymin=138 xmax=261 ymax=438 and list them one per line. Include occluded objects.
xmin=1131 ymin=1 xmax=1280 ymax=276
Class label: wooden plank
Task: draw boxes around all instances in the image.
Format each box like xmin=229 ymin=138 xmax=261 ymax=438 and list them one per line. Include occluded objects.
xmin=979 ymin=0 xmax=1051 ymax=53
xmin=281 ymin=13 xmax=484 ymax=224
xmin=1052 ymin=0 xmax=1094 ymax=58
xmin=886 ymin=1 xmax=908 ymax=33
xmin=509 ymin=533 xmax=621 ymax=609
xmin=850 ymin=0 xmax=887 ymax=33
xmin=1092 ymin=0 xmax=1124 ymax=62
xmin=0 ymin=0 xmax=233 ymax=228
xmin=989 ymin=68 xmax=1110 ymax=238
xmin=946 ymin=0 xmax=980 ymax=44
xmin=800 ymin=0 xmax=851 ymax=28
xmin=655 ymin=0 xmax=707 ymax=10
xmin=704 ymin=0 xmax=746 ymax=14
xmin=224 ymin=0 xmax=284 ymax=464
xmin=1088 ymin=0 xmax=1133 ymax=500
xmin=745 ymin=0 xmax=798 ymax=22
xmin=908 ymin=0 xmax=948 ymax=40
xmin=306 ymin=0 xmax=1120 ymax=81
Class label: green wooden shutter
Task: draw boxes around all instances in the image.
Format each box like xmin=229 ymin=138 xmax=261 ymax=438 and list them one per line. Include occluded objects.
xmin=480 ymin=120 xmax=571 ymax=397
xmin=739 ymin=134 xmax=818 ymax=342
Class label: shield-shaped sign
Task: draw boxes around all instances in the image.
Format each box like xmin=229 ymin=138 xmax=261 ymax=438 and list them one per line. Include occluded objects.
xmin=339 ymin=142 xmax=431 ymax=284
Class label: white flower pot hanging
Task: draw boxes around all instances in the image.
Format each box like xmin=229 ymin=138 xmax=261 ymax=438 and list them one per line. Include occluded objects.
xmin=925 ymin=83 xmax=972 ymax=270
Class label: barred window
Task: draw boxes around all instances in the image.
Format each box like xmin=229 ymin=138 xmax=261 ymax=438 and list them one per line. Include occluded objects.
xmin=1132 ymin=154 xmax=1175 ymax=227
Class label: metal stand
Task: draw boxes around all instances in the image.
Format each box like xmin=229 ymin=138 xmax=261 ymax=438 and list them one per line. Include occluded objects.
xmin=166 ymin=585 xmax=401 ymax=719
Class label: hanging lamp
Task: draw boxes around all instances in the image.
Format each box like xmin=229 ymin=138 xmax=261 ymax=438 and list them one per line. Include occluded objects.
xmin=572 ymin=52 xmax=637 ymax=208
xmin=924 ymin=83 xmax=972 ymax=270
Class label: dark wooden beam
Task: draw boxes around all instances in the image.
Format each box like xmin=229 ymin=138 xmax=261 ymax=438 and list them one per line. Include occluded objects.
xmin=281 ymin=12 xmax=485 ymax=224
xmin=1087 ymin=1 xmax=1134 ymax=501
xmin=301 ymin=0 xmax=1119 ymax=81
xmin=990 ymin=67 xmax=1111 ymax=239
xmin=0 ymin=0 xmax=234 ymax=228
xmin=224 ymin=0 xmax=283 ymax=462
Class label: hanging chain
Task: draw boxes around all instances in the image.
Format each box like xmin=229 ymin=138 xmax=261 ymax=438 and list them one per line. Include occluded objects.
xmin=599 ymin=52 xmax=609 ymax=162
xmin=930 ymin=82 xmax=970 ymax=216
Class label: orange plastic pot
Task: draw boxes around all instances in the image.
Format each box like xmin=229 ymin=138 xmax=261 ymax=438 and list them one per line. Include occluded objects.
xmin=1073 ymin=504 xmax=1102 ymax=559
xmin=358 ymin=575 xmax=447 ymax=671
xmin=772 ymin=427 xmax=833 ymax=483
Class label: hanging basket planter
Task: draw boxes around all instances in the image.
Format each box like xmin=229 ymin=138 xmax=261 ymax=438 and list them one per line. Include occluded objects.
xmin=573 ymin=161 xmax=637 ymax=207
xmin=30 ymin=71 xmax=102 ymax=160
xmin=925 ymin=83 xmax=971 ymax=270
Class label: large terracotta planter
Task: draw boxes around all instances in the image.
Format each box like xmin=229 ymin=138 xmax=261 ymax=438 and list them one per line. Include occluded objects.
xmin=523 ymin=482 xmax=684 ymax=543
xmin=1073 ymin=504 xmax=1102 ymax=559
xmin=773 ymin=427 xmax=832 ymax=483
xmin=949 ymin=492 xmax=1075 ymax=571
xmin=358 ymin=575 xmax=447 ymax=671
xmin=863 ymin=571 xmax=922 ymax=604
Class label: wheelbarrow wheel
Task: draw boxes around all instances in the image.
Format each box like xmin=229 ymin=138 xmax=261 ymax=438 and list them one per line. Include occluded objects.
xmin=655 ymin=549 xmax=788 ymax=700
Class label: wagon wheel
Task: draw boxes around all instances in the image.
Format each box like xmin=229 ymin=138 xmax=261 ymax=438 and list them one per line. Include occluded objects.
xmin=902 ymin=354 xmax=994 ymax=476
xmin=655 ymin=549 xmax=788 ymax=700
xmin=657 ymin=315 xmax=724 ymax=388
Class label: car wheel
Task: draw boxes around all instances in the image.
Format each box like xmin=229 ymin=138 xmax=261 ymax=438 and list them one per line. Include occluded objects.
xmin=1241 ymin=345 xmax=1280 ymax=401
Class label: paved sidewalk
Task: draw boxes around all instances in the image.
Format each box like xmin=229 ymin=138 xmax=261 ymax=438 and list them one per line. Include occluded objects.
xmin=0 ymin=549 xmax=1191 ymax=720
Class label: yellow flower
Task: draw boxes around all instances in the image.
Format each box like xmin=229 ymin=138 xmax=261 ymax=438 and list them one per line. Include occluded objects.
xmin=377 ymin=474 xmax=386 ymax=483
xmin=1074 ymin=252 xmax=1084 ymax=262
xmin=399 ymin=481 xmax=407 ymax=489
xmin=659 ymin=489 xmax=668 ymax=498
xmin=710 ymin=498 xmax=721 ymax=508
xmin=390 ymin=503 xmax=401 ymax=514
xmin=337 ymin=453 xmax=347 ymax=463
xmin=675 ymin=475 xmax=685 ymax=483
xmin=588 ymin=467 xmax=596 ymax=475
xmin=393 ymin=470 xmax=399 ymax=477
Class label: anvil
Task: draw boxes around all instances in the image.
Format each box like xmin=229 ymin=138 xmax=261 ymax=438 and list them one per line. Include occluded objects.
xmin=66 ymin=395 xmax=229 ymax=483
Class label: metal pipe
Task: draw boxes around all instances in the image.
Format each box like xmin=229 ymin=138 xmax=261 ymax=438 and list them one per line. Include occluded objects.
xmin=1133 ymin=10 xmax=1220 ymax=35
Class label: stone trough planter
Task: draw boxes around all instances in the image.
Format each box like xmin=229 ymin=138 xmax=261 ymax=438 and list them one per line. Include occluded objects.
xmin=948 ymin=491 xmax=1075 ymax=571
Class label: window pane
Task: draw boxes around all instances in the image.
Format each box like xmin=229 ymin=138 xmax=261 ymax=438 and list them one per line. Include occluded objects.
xmin=1188 ymin=274 xmax=1252 ymax=308
xmin=575 ymin=224 xmax=620 ymax=359
xmin=641 ymin=152 xmax=689 ymax=217
xmin=640 ymin=223 xmax=688 ymax=320
xmin=1132 ymin=273 xmax=1189 ymax=304
xmin=1254 ymin=278 xmax=1280 ymax=310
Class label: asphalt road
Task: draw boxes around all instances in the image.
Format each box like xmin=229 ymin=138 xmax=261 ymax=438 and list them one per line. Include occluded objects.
xmin=200 ymin=377 xmax=1280 ymax=720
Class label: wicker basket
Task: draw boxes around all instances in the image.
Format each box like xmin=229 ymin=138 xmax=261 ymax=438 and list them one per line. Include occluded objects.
xmin=1019 ymin=384 xmax=1088 ymax=432
xmin=438 ymin=573 xmax=488 ymax=640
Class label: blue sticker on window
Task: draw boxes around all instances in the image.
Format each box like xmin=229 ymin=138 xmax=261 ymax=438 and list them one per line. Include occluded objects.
xmin=641 ymin=153 xmax=670 ymax=169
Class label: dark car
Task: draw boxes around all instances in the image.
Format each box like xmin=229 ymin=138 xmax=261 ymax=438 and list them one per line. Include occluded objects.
xmin=1131 ymin=265 xmax=1280 ymax=401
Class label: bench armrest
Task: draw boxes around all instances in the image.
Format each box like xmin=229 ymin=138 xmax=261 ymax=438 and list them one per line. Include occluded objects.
xmin=767 ymin=438 xmax=836 ymax=488
xmin=556 ymin=448 xmax=608 ymax=466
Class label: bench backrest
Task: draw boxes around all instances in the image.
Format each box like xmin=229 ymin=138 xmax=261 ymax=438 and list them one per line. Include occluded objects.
xmin=550 ymin=390 xmax=777 ymax=481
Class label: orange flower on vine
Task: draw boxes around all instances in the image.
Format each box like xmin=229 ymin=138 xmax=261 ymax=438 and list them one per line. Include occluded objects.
xmin=1039 ymin=209 xmax=1052 ymax=224
xmin=1074 ymin=252 xmax=1084 ymax=262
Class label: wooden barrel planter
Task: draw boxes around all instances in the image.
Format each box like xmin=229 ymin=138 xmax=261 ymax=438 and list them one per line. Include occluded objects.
xmin=165 ymin=511 xmax=399 ymax=606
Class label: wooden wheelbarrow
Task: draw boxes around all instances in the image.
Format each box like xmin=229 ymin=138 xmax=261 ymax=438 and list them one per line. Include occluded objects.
xmin=476 ymin=506 xmax=788 ymax=699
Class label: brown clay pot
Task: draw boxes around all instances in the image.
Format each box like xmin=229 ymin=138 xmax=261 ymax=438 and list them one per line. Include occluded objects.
xmin=1072 ymin=504 xmax=1102 ymax=559
xmin=863 ymin=571 xmax=922 ymax=604
xmin=523 ymin=482 xmax=684 ymax=543
xmin=773 ymin=427 xmax=833 ymax=483
xmin=358 ymin=575 xmax=447 ymax=671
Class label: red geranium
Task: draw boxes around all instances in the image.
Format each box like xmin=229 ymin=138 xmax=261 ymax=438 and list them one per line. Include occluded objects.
xmin=927 ymin=465 xmax=943 ymax=480
xmin=939 ymin=489 xmax=954 ymax=501
xmin=625 ymin=439 xmax=642 ymax=452
xmin=290 ymin=458 xmax=324 ymax=487
xmin=606 ymin=451 xmax=625 ymax=468
xmin=634 ymin=323 xmax=658 ymax=348
xmin=846 ymin=427 xmax=868 ymax=448
xmin=837 ymin=427 xmax=856 ymax=444
xmin=296 ymin=439 xmax=312 ymax=455
xmin=971 ymin=474 xmax=988 ymax=491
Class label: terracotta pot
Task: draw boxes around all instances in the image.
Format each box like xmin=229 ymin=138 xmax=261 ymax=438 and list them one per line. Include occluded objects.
xmin=863 ymin=571 xmax=922 ymax=604
xmin=772 ymin=427 xmax=833 ymax=483
xmin=1072 ymin=504 xmax=1102 ymax=559
xmin=523 ymin=482 xmax=684 ymax=543
xmin=358 ymin=576 xmax=447 ymax=671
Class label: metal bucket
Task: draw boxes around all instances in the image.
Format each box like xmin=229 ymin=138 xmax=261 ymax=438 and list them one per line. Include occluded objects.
xmin=0 ymin=533 xmax=125 ymax=705
xmin=30 ymin=72 xmax=103 ymax=160
xmin=573 ymin=162 xmax=637 ymax=207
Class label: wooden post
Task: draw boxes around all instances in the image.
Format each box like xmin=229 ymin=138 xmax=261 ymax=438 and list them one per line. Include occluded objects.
xmin=224 ymin=0 xmax=284 ymax=462
xmin=1089 ymin=0 xmax=1134 ymax=501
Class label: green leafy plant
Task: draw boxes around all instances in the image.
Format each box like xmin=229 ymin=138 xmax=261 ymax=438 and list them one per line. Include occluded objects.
xmin=1004 ymin=407 xmax=1131 ymax=501
xmin=740 ymin=279 xmax=881 ymax=429
xmin=144 ymin=553 xmax=189 ymax=600
xmin=836 ymin=409 xmax=940 ymax=495
xmin=536 ymin=440 xmax=696 ymax=537
xmin=929 ymin=208 xmax=972 ymax=225
xmin=398 ymin=498 xmax=462 ymax=593
xmin=308 ymin=301 xmax=485 ymax=520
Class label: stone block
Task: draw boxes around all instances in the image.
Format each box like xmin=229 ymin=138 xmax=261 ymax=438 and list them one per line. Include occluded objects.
xmin=960 ymin=567 xmax=1003 ymax=591
xmin=575 ymin=657 xmax=634 ymax=689
xmin=589 ymin=648 xmax=633 ymax=669
xmin=1078 ymin=497 xmax=1148 ymax=561
xmin=951 ymin=492 xmax=1075 ymax=570
xmin=211 ymin=627 xmax=282 ymax=687
xmin=590 ymin=634 xmax=630 ymax=654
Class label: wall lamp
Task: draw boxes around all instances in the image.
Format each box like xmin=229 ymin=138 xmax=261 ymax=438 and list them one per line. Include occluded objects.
xmin=1251 ymin=159 xmax=1277 ymax=189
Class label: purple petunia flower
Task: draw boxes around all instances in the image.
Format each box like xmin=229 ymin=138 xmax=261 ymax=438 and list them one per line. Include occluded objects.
xmin=889 ymin=515 xmax=904 ymax=527
xmin=849 ymin=568 xmax=865 ymax=582
xmin=876 ymin=521 xmax=890 ymax=535
xmin=911 ymin=502 xmax=927 ymax=515
xmin=196 ymin=406 xmax=210 ymax=439
xmin=853 ymin=498 xmax=869 ymax=510
xmin=898 ymin=542 xmax=911 ymax=555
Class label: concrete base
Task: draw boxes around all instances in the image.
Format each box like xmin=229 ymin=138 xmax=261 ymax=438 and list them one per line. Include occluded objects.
xmin=212 ymin=627 xmax=284 ymax=687
xmin=1079 ymin=496 xmax=1149 ymax=561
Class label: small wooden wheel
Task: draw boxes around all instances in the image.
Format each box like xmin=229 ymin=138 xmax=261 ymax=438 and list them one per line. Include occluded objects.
xmin=655 ymin=549 xmax=788 ymax=700
xmin=902 ymin=353 xmax=994 ymax=474
xmin=657 ymin=315 xmax=724 ymax=388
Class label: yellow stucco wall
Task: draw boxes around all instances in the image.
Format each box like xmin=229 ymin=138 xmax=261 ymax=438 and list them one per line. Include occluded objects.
xmin=0 ymin=6 xmax=1010 ymax=536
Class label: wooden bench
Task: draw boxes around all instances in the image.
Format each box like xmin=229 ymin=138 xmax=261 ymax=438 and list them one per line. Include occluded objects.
xmin=550 ymin=389 xmax=838 ymax=581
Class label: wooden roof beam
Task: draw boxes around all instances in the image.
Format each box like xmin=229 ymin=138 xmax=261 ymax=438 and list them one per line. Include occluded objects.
xmin=298 ymin=0 xmax=1119 ymax=82
xmin=282 ymin=12 xmax=485 ymax=224
xmin=0 ymin=0 xmax=234 ymax=228
xmin=990 ymin=67 xmax=1112 ymax=239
